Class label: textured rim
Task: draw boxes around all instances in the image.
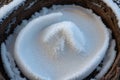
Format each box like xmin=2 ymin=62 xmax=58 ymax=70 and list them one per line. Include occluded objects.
xmin=0 ymin=0 xmax=120 ymax=80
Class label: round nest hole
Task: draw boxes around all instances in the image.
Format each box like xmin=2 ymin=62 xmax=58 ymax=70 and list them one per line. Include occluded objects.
xmin=0 ymin=0 xmax=120 ymax=80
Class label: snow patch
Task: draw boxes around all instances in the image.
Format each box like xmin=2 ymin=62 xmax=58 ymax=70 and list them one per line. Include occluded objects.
xmin=0 ymin=0 xmax=25 ymax=22
xmin=103 ymin=0 xmax=120 ymax=28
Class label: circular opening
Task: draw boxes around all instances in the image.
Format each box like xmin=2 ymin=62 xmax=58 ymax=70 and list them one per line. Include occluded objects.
xmin=0 ymin=0 xmax=120 ymax=80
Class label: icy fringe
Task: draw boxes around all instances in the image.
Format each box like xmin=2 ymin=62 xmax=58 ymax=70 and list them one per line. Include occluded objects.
xmin=0 ymin=5 xmax=56 ymax=80
xmin=95 ymin=40 xmax=116 ymax=80
xmin=91 ymin=40 xmax=116 ymax=80
xmin=90 ymin=28 xmax=116 ymax=80
xmin=42 ymin=21 xmax=86 ymax=56
xmin=0 ymin=0 xmax=26 ymax=22
xmin=1 ymin=43 xmax=26 ymax=80
xmin=113 ymin=0 xmax=120 ymax=8
xmin=103 ymin=0 xmax=120 ymax=28
xmin=0 ymin=1 xmax=118 ymax=80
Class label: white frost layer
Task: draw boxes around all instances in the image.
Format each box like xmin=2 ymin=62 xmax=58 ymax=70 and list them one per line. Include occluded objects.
xmin=103 ymin=0 xmax=120 ymax=28
xmin=41 ymin=21 xmax=86 ymax=56
xmin=1 ymin=5 xmax=113 ymax=80
xmin=1 ymin=42 xmax=26 ymax=80
xmin=0 ymin=0 xmax=25 ymax=22
xmin=95 ymin=40 xmax=116 ymax=79
xmin=14 ymin=5 xmax=109 ymax=80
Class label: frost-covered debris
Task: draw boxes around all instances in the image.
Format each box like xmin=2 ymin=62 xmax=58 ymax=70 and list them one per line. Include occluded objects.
xmin=1 ymin=18 xmax=30 ymax=80
xmin=103 ymin=0 xmax=120 ymax=28
xmin=95 ymin=40 xmax=116 ymax=79
xmin=113 ymin=0 xmax=120 ymax=8
xmin=89 ymin=39 xmax=116 ymax=80
xmin=92 ymin=2 xmax=102 ymax=8
xmin=1 ymin=43 xmax=26 ymax=80
xmin=0 ymin=7 xmax=56 ymax=80
xmin=0 ymin=0 xmax=25 ymax=22
xmin=25 ymin=0 xmax=37 ymax=10
xmin=5 ymin=17 xmax=16 ymax=34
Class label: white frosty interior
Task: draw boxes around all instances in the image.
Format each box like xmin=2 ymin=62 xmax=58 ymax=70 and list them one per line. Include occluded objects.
xmin=0 ymin=0 xmax=25 ymax=22
xmin=10 ymin=5 xmax=110 ymax=80
xmin=103 ymin=0 xmax=120 ymax=28
xmin=41 ymin=21 xmax=86 ymax=57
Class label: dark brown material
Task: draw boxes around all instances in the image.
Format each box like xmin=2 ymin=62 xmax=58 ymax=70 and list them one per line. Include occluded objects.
xmin=0 ymin=0 xmax=120 ymax=80
xmin=0 ymin=0 xmax=12 ymax=7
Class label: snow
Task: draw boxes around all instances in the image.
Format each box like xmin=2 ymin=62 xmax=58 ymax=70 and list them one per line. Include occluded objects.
xmin=41 ymin=21 xmax=86 ymax=56
xmin=103 ymin=0 xmax=120 ymax=28
xmin=2 ymin=5 xmax=110 ymax=80
xmin=0 ymin=1 xmax=118 ymax=79
xmin=1 ymin=43 xmax=26 ymax=80
xmin=25 ymin=0 xmax=37 ymax=10
xmin=0 ymin=0 xmax=25 ymax=22
xmin=95 ymin=40 xmax=116 ymax=79
xmin=5 ymin=17 xmax=16 ymax=33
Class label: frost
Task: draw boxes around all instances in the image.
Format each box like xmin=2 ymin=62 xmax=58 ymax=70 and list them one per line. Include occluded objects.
xmin=1 ymin=43 xmax=26 ymax=80
xmin=5 ymin=17 xmax=16 ymax=34
xmin=103 ymin=0 xmax=120 ymax=28
xmin=95 ymin=40 xmax=116 ymax=79
xmin=0 ymin=0 xmax=26 ymax=22
xmin=113 ymin=0 xmax=120 ymax=8
xmin=41 ymin=21 xmax=86 ymax=56
xmin=24 ymin=0 xmax=37 ymax=10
